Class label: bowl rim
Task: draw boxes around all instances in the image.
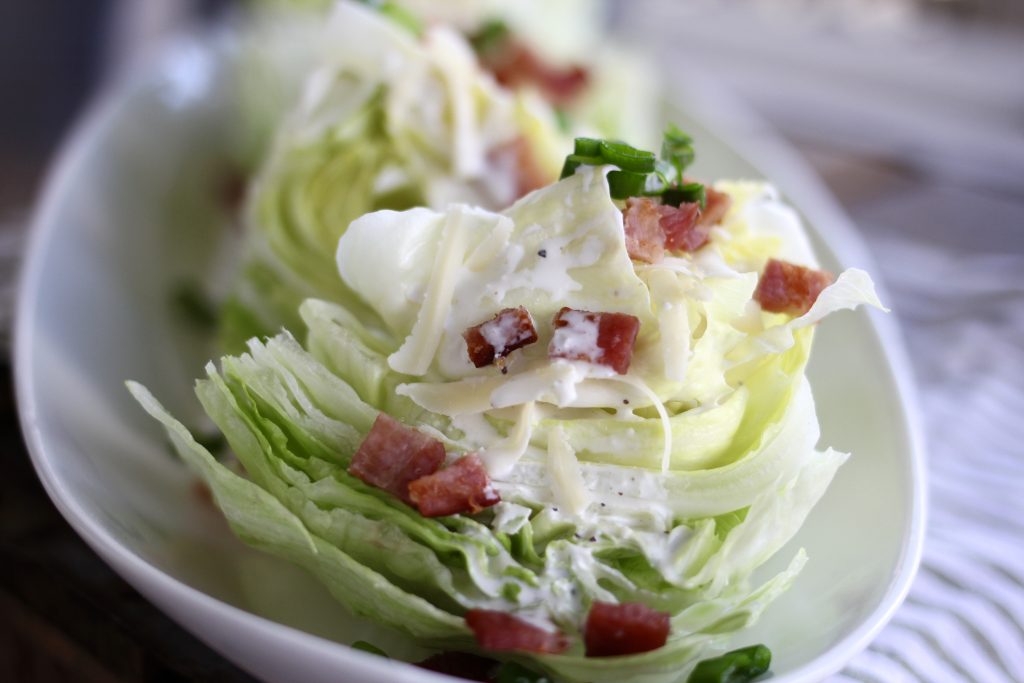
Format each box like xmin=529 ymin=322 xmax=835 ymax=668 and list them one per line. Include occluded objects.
xmin=15 ymin=33 xmax=927 ymax=683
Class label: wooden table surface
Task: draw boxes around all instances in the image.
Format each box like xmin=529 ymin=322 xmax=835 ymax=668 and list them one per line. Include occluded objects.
xmin=0 ymin=362 xmax=256 ymax=682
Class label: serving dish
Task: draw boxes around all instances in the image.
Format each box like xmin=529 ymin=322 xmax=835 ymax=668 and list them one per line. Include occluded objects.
xmin=15 ymin=33 xmax=925 ymax=682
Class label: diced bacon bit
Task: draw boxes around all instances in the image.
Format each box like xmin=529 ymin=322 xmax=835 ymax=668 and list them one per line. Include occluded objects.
xmin=622 ymin=197 xmax=708 ymax=262
xmin=465 ymin=610 xmax=570 ymax=654
xmin=463 ymin=306 xmax=539 ymax=369
xmin=480 ymin=40 xmax=589 ymax=106
xmin=583 ymin=602 xmax=671 ymax=657
xmin=488 ymin=136 xmax=549 ymax=200
xmin=408 ymin=454 xmax=500 ymax=517
xmin=416 ymin=652 xmax=496 ymax=681
xmin=348 ymin=414 xmax=445 ymax=505
xmin=549 ymin=307 xmax=641 ymax=375
xmin=754 ymin=258 xmax=834 ymax=317
xmin=698 ymin=187 xmax=732 ymax=227
xmin=623 ymin=197 xmax=666 ymax=263
xmin=660 ymin=202 xmax=707 ymax=252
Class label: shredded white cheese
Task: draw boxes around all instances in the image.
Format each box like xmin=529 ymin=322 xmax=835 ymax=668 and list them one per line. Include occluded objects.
xmin=480 ymin=402 xmax=536 ymax=477
xmin=388 ymin=208 xmax=469 ymax=375
xmin=546 ymin=427 xmax=590 ymax=516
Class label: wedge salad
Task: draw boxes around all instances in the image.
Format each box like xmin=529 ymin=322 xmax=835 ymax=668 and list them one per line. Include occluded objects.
xmin=131 ymin=119 xmax=885 ymax=681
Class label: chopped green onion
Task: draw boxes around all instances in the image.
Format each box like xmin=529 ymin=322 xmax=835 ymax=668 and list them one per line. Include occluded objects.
xmin=493 ymin=662 xmax=552 ymax=683
xmin=470 ymin=19 xmax=510 ymax=54
xmin=686 ymin=644 xmax=771 ymax=683
xmin=662 ymin=124 xmax=696 ymax=177
xmin=557 ymin=126 xmax=706 ymax=204
xmin=654 ymin=159 xmax=679 ymax=186
xmin=662 ymin=182 xmax=706 ymax=208
xmin=607 ymin=170 xmax=647 ymax=199
xmin=351 ymin=641 xmax=388 ymax=657
xmin=599 ymin=141 xmax=656 ymax=173
xmin=573 ymin=137 xmax=603 ymax=156
xmin=560 ymin=153 xmax=603 ymax=179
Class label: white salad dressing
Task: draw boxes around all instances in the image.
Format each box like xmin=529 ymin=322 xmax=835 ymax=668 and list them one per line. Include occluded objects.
xmin=490 ymin=502 xmax=533 ymax=535
xmin=549 ymin=309 xmax=603 ymax=362
xmin=479 ymin=312 xmax=527 ymax=357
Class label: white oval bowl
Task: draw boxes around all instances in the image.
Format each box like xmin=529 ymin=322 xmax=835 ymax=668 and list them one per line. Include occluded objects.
xmin=16 ymin=34 xmax=925 ymax=683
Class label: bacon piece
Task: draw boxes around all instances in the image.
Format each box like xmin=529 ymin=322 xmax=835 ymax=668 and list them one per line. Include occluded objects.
xmin=754 ymin=258 xmax=834 ymax=316
xmin=488 ymin=136 xmax=549 ymax=200
xmin=463 ymin=306 xmax=538 ymax=369
xmin=465 ymin=610 xmax=570 ymax=654
xmin=623 ymin=197 xmax=712 ymax=261
xmin=583 ymin=602 xmax=671 ymax=657
xmin=408 ymin=454 xmax=500 ymax=517
xmin=660 ymin=202 xmax=707 ymax=252
xmin=481 ymin=41 xmax=589 ymax=106
xmin=549 ymin=307 xmax=641 ymax=375
xmin=348 ymin=414 xmax=445 ymax=504
xmin=698 ymin=187 xmax=732 ymax=227
xmin=623 ymin=197 xmax=666 ymax=263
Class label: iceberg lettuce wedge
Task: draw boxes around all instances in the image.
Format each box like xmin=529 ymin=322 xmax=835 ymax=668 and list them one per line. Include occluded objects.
xmin=133 ymin=129 xmax=886 ymax=680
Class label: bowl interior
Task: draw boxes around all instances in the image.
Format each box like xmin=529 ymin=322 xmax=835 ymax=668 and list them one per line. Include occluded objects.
xmin=17 ymin=36 xmax=923 ymax=683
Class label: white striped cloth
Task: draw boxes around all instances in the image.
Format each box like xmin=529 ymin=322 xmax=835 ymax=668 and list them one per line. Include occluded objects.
xmin=833 ymin=237 xmax=1024 ymax=683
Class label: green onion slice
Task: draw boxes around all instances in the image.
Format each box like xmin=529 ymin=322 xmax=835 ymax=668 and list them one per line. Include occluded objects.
xmin=662 ymin=182 xmax=706 ymax=209
xmin=560 ymin=154 xmax=604 ymax=180
xmin=557 ymin=126 xmax=706 ymax=205
xmin=470 ymin=19 xmax=510 ymax=53
xmin=573 ymin=137 xmax=603 ymax=156
xmin=599 ymin=141 xmax=656 ymax=173
xmin=607 ymin=170 xmax=647 ymax=199
xmin=662 ymin=124 xmax=696 ymax=176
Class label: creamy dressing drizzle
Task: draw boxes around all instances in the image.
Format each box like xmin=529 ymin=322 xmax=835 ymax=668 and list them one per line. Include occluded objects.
xmin=550 ymin=310 xmax=602 ymax=362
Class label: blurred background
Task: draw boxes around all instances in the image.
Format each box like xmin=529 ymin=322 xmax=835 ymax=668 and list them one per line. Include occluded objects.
xmin=2 ymin=0 xmax=1022 ymax=332
xmin=2 ymin=0 xmax=1022 ymax=681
